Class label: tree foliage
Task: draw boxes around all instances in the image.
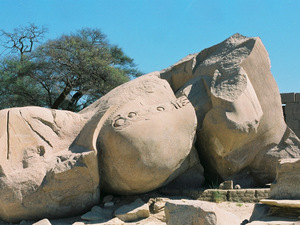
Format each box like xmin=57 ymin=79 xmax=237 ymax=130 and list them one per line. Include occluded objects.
xmin=0 ymin=57 xmax=48 ymax=108
xmin=0 ymin=25 xmax=142 ymax=111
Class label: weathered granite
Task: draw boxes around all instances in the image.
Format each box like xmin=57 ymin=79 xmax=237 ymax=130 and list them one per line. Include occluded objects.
xmin=114 ymin=198 xmax=150 ymax=222
xmin=82 ymin=75 xmax=200 ymax=194
xmin=270 ymin=158 xmax=300 ymax=199
xmin=165 ymin=199 xmax=240 ymax=225
xmin=0 ymin=107 xmax=99 ymax=222
xmin=160 ymin=33 xmax=300 ymax=187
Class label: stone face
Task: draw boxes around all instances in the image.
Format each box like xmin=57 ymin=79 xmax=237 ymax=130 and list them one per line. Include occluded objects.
xmin=160 ymin=33 xmax=300 ymax=187
xmin=270 ymin=158 xmax=300 ymax=199
xmin=82 ymin=75 xmax=199 ymax=194
xmin=164 ymin=200 xmax=240 ymax=225
xmin=0 ymin=107 xmax=99 ymax=222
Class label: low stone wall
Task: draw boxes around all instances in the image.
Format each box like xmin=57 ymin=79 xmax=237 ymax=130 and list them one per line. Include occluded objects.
xmin=159 ymin=188 xmax=270 ymax=203
xmin=197 ymin=189 xmax=270 ymax=203
xmin=281 ymin=93 xmax=300 ymax=138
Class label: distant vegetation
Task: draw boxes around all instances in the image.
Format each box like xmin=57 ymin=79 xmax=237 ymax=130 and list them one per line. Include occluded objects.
xmin=0 ymin=24 xmax=142 ymax=111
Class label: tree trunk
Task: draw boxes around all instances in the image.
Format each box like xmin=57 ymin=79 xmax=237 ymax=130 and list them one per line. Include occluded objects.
xmin=51 ymin=82 xmax=72 ymax=109
xmin=67 ymin=91 xmax=83 ymax=110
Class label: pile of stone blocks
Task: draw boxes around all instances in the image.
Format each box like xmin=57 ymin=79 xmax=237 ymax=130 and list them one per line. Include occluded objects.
xmin=281 ymin=93 xmax=300 ymax=138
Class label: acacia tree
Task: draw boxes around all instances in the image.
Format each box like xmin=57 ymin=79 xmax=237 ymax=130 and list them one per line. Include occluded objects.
xmin=0 ymin=23 xmax=47 ymax=62
xmin=0 ymin=57 xmax=48 ymax=108
xmin=0 ymin=24 xmax=49 ymax=108
xmin=34 ymin=28 xmax=141 ymax=110
xmin=0 ymin=26 xmax=142 ymax=111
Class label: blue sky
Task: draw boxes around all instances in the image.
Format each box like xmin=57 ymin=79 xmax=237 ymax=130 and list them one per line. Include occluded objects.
xmin=0 ymin=0 xmax=299 ymax=93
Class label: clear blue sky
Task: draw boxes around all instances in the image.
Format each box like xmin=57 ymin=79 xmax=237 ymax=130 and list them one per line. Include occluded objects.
xmin=0 ymin=0 xmax=299 ymax=93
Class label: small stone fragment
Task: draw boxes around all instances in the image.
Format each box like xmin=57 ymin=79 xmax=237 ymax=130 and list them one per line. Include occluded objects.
xmin=81 ymin=206 xmax=113 ymax=221
xmin=33 ymin=218 xmax=52 ymax=225
xmin=20 ymin=221 xmax=33 ymax=225
xmin=165 ymin=200 xmax=240 ymax=225
xmin=104 ymin=201 xmax=115 ymax=208
xmin=115 ymin=198 xmax=150 ymax=222
xmin=92 ymin=206 xmax=113 ymax=218
xmin=234 ymin=184 xmax=241 ymax=189
xmin=219 ymin=180 xmax=233 ymax=190
xmin=154 ymin=201 xmax=166 ymax=213
xmin=81 ymin=211 xmax=105 ymax=221
xmin=103 ymin=195 xmax=114 ymax=203
xmin=98 ymin=217 xmax=125 ymax=225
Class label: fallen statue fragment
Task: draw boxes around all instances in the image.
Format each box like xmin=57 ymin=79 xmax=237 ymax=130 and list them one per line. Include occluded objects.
xmin=0 ymin=33 xmax=299 ymax=222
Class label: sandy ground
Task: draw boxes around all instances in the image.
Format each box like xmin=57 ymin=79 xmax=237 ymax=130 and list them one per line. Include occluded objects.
xmin=0 ymin=201 xmax=256 ymax=225
xmin=2 ymin=201 xmax=300 ymax=225
xmin=216 ymin=202 xmax=256 ymax=222
xmin=54 ymin=201 xmax=258 ymax=225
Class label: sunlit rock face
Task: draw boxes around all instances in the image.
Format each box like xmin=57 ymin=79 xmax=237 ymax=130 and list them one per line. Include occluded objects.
xmin=160 ymin=33 xmax=300 ymax=187
xmin=0 ymin=107 xmax=99 ymax=222
xmin=270 ymin=158 xmax=300 ymax=199
xmin=1 ymin=33 xmax=300 ymax=223
xmin=79 ymin=75 xmax=200 ymax=194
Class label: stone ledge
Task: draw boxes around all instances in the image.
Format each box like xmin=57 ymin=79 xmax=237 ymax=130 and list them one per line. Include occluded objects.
xmin=260 ymin=199 xmax=300 ymax=208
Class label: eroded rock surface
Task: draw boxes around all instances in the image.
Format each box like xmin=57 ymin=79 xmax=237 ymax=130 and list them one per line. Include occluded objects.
xmin=114 ymin=198 xmax=150 ymax=222
xmin=0 ymin=107 xmax=99 ymax=222
xmin=165 ymin=200 xmax=240 ymax=225
xmin=270 ymin=158 xmax=300 ymax=199
xmin=79 ymin=75 xmax=200 ymax=194
xmin=160 ymin=33 xmax=300 ymax=187
xmin=1 ymin=33 xmax=300 ymax=223
xmin=0 ymin=75 xmax=201 ymax=222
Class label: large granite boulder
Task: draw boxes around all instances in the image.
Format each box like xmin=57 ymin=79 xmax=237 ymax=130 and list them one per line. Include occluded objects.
xmin=78 ymin=75 xmax=200 ymax=194
xmin=0 ymin=107 xmax=99 ymax=222
xmin=159 ymin=33 xmax=300 ymax=186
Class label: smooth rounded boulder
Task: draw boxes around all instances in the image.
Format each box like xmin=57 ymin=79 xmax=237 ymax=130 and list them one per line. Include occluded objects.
xmin=78 ymin=75 xmax=200 ymax=194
